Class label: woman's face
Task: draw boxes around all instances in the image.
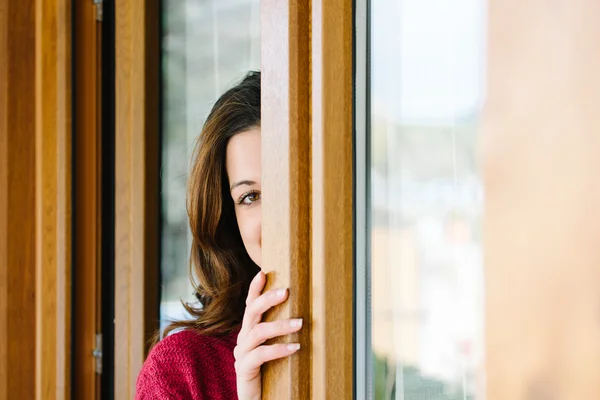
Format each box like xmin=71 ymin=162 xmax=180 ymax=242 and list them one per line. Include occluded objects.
xmin=226 ymin=127 xmax=262 ymax=267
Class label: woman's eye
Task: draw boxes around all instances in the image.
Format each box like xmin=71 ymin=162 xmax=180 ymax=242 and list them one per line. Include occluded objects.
xmin=239 ymin=191 xmax=261 ymax=205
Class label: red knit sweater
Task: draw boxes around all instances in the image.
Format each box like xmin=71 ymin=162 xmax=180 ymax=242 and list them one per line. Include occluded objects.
xmin=136 ymin=329 xmax=239 ymax=399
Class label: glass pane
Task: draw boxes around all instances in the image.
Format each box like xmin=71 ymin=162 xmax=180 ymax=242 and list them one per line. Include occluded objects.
xmin=160 ymin=0 xmax=260 ymax=330
xmin=368 ymin=0 xmax=487 ymax=398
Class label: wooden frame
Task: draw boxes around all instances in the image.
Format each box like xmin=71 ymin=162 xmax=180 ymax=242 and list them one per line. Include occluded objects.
xmin=114 ymin=0 xmax=161 ymax=397
xmin=72 ymin=0 xmax=102 ymax=398
xmin=261 ymin=0 xmax=354 ymax=398
xmin=35 ymin=0 xmax=72 ymax=398
xmin=261 ymin=0 xmax=312 ymax=398
xmin=1 ymin=0 xmax=72 ymax=399
xmin=0 ymin=2 xmax=37 ymax=398
xmin=310 ymin=0 xmax=354 ymax=398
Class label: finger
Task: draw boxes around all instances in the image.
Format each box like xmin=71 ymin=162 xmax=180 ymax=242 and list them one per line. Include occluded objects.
xmin=239 ymin=343 xmax=301 ymax=372
xmin=242 ymin=288 xmax=288 ymax=331
xmin=246 ymin=271 xmax=265 ymax=306
xmin=237 ymin=318 xmax=303 ymax=354
xmin=239 ymin=271 xmax=267 ymax=340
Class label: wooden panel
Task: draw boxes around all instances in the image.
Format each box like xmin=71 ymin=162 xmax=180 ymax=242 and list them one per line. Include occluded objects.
xmin=484 ymin=1 xmax=600 ymax=399
xmin=311 ymin=0 xmax=353 ymax=398
xmin=114 ymin=0 xmax=160 ymax=397
xmin=35 ymin=0 xmax=72 ymax=399
xmin=261 ymin=0 xmax=311 ymax=398
xmin=0 ymin=1 xmax=37 ymax=399
xmin=73 ymin=1 xmax=100 ymax=398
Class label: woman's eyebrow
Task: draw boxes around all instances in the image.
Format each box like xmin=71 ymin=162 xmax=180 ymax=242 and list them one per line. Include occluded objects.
xmin=230 ymin=180 xmax=257 ymax=192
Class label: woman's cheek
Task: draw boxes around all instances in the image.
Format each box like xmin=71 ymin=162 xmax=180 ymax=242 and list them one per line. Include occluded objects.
xmin=249 ymin=206 xmax=262 ymax=263
xmin=239 ymin=206 xmax=262 ymax=265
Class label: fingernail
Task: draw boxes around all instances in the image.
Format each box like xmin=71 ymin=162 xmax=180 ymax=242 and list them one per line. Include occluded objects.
xmin=290 ymin=318 xmax=303 ymax=328
xmin=287 ymin=343 xmax=301 ymax=351
xmin=276 ymin=288 xmax=287 ymax=297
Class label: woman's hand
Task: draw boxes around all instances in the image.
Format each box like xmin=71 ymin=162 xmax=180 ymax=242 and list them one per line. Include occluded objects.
xmin=234 ymin=271 xmax=303 ymax=400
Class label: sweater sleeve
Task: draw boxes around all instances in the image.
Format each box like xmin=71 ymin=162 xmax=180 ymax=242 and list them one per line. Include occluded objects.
xmin=135 ymin=332 xmax=205 ymax=400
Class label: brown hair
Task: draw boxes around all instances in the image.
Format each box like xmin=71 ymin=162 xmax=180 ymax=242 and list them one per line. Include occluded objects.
xmin=162 ymin=71 xmax=261 ymax=339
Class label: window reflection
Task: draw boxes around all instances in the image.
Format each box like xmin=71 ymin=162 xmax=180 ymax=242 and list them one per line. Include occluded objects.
xmin=160 ymin=0 xmax=260 ymax=330
xmin=369 ymin=0 xmax=486 ymax=398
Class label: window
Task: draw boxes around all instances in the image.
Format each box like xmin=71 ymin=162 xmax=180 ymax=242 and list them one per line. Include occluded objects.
xmin=361 ymin=0 xmax=487 ymax=398
xmin=160 ymin=0 xmax=260 ymax=329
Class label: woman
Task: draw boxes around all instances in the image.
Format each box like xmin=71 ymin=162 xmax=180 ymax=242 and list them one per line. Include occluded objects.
xmin=136 ymin=71 xmax=303 ymax=399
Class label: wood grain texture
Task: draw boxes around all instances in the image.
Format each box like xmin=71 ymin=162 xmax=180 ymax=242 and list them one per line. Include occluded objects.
xmin=35 ymin=0 xmax=72 ymax=399
xmin=261 ymin=0 xmax=311 ymax=398
xmin=0 ymin=1 xmax=37 ymax=399
xmin=484 ymin=1 xmax=600 ymax=398
xmin=311 ymin=0 xmax=353 ymax=398
xmin=114 ymin=0 xmax=160 ymax=397
xmin=73 ymin=0 xmax=100 ymax=398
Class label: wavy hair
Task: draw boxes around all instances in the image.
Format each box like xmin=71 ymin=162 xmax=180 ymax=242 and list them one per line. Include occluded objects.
xmin=161 ymin=71 xmax=261 ymax=339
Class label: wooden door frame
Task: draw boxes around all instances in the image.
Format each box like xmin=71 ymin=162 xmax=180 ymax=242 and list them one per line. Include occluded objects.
xmin=72 ymin=0 xmax=103 ymax=398
xmin=35 ymin=0 xmax=73 ymax=398
xmin=114 ymin=0 xmax=161 ymax=398
xmin=1 ymin=0 xmax=72 ymax=399
xmin=260 ymin=0 xmax=312 ymax=398
xmin=0 ymin=2 xmax=37 ymax=398
xmin=310 ymin=0 xmax=354 ymax=397
xmin=261 ymin=0 xmax=354 ymax=398
xmin=1 ymin=1 xmax=106 ymax=398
